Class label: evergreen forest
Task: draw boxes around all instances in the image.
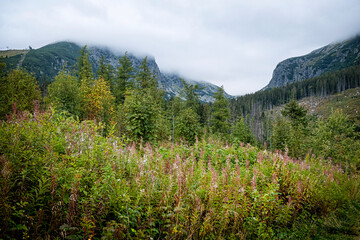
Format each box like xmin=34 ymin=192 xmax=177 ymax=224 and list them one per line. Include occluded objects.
xmin=0 ymin=46 xmax=359 ymax=239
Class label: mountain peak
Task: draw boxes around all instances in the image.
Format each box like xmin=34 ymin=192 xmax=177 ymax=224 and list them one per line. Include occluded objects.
xmin=1 ymin=41 xmax=231 ymax=102
xmin=263 ymin=35 xmax=360 ymax=90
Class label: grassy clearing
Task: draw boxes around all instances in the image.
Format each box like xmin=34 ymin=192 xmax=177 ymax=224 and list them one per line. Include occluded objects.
xmin=314 ymin=88 xmax=360 ymax=127
xmin=267 ymin=87 xmax=360 ymax=129
xmin=0 ymin=49 xmax=29 ymax=58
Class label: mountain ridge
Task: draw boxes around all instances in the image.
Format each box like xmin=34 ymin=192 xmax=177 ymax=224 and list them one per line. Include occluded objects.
xmin=263 ymin=35 xmax=360 ymax=90
xmin=0 ymin=41 xmax=230 ymax=102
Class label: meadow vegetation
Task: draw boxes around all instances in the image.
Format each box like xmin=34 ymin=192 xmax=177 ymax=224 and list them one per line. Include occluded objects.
xmin=1 ymin=108 xmax=359 ymax=239
xmin=0 ymin=48 xmax=359 ymax=239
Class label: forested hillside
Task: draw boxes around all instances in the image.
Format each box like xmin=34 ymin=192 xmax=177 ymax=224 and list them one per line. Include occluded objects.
xmin=0 ymin=44 xmax=359 ymax=239
xmin=230 ymin=65 xmax=360 ymax=142
xmin=1 ymin=42 xmax=228 ymax=102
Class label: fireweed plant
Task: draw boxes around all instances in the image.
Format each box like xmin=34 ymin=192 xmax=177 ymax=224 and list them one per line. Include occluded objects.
xmin=0 ymin=108 xmax=359 ymax=239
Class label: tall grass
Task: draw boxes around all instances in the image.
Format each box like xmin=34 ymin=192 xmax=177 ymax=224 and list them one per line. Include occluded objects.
xmin=0 ymin=109 xmax=359 ymax=239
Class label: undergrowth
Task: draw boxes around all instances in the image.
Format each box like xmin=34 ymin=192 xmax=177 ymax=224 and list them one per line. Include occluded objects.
xmin=0 ymin=109 xmax=359 ymax=239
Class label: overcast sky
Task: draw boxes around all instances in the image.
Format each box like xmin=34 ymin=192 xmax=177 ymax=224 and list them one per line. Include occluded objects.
xmin=1 ymin=0 xmax=360 ymax=95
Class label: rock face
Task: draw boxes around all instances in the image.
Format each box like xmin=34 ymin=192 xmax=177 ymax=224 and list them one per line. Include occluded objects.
xmin=2 ymin=41 xmax=230 ymax=102
xmin=264 ymin=35 xmax=360 ymax=89
xmin=87 ymin=46 xmax=230 ymax=102
xmin=88 ymin=47 xmax=226 ymax=102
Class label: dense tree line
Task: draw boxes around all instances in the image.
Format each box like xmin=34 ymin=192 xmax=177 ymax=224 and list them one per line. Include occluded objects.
xmin=0 ymin=47 xmax=254 ymax=146
xmin=1 ymin=47 xmax=359 ymax=168
xmin=230 ymin=65 xmax=360 ymax=142
xmin=231 ymin=65 xmax=360 ymax=118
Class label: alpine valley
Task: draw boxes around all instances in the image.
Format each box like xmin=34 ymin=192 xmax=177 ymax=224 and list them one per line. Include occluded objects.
xmin=1 ymin=34 xmax=360 ymax=239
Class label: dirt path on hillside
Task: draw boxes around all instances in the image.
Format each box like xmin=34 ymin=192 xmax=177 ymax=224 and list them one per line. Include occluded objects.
xmin=18 ymin=50 xmax=30 ymax=68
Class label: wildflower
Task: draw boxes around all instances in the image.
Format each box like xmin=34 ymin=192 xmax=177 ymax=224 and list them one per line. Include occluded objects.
xmin=251 ymin=175 xmax=257 ymax=191
xmin=271 ymin=173 xmax=278 ymax=185
xmin=297 ymin=180 xmax=303 ymax=195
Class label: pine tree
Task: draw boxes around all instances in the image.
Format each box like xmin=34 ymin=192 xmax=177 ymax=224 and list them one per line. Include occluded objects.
xmin=123 ymin=56 xmax=165 ymax=143
xmin=77 ymin=46 xmax=93 ymax=83
xmin=76 ymin=46 xmax=95 ymax=120
xmin=181 ymin=79 xmax=202 ymax=113
xmin=97 ymin=56 xmax=114 ymax=89
xmin=281 ymin=99 xmax=308 ymax=127
xmin=232 ymin=117 xmax=255 ymax=145
xmin=175 ymin=108 xmax=201 ymax=145
xmin=123 ymin=89 xmax=162 ymax=143
xmin=115 ymin=52 xmax=134 ymax=104
xmin=135 ymin=57 xmax=157 ymax=91
xmin=271 ymin=99 xmax=311 ymax=157
xmin=200 ymin=103 xmax=211 ymax=130
xmin=270 ymin=116 xmax=291 ymax=152
xmin=211 ymin=86 xmax=231 ymax=137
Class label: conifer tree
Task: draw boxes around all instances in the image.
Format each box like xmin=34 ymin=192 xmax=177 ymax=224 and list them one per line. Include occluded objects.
xmin=97 ymin=56 xmax=114 ymax=90
xmin=270 ymin=116 xmax=291 ymax=152
xmin=76 ymin=46 xmax=95 ymax=119
xmin=123 ymin=89 xmax=162 ymax=143
xmin=211 ymin=86 xmax=231 ymax=137
xmin=123 ymin=56 xmax=165 ymax=143
xmin=272 ymin=99 xmax=311 ymax=157
xmin=135 ymin=57 xmax=157 ymax=91
xmin=181 ymin=79 xmax=202 ymax=113
xmin=175 ymin=108 xmax=201 ymax=144
xmin=232 ymin=116 xmax=255 ymax=145
xmin=281 ymin=99 xmax=308 ymax=127
xmin=77 ymin=46 xmax=93 ymax=83
xmin=115 ymin=52 xmax=134 ymax=104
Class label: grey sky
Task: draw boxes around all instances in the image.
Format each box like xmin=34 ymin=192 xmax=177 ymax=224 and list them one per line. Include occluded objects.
xmin=1 ymin=0 xmax=360 ymax=95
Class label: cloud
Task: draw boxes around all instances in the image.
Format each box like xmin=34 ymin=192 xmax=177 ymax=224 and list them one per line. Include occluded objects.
xmin=1 ymin=0 xmax=360 ymax=95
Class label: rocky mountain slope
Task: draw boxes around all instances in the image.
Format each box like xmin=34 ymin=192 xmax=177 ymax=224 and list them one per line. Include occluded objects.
xmin=1 ymin=41 xmax=229 ymax=102
xmin=264 ymin=35 xmax=360 ymax=89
